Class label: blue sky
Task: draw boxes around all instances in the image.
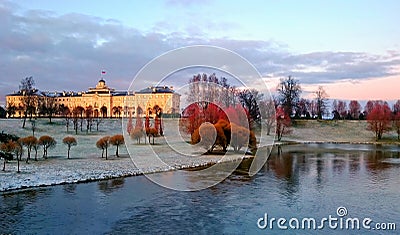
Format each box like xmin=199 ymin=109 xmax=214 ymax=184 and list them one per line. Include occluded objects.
xmin=1 ymin=0 xmax=400 ymax=103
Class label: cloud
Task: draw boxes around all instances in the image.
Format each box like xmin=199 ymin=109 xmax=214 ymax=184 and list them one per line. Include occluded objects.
xmin=0 ymin=1 xmax=399 ymax=106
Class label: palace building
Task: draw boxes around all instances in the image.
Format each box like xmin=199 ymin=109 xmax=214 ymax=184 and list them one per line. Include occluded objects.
xmin=5 ymin=79 xmax=180 ymax=118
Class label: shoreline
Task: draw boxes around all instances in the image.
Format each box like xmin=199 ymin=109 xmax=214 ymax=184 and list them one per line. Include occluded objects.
xmin=2 ymin=140 xmax=399 ymax=194
xmin=0 ymin=151 xmax=253 ymax=194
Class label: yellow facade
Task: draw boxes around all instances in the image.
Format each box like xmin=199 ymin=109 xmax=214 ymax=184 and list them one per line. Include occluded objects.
xmin=5 ymin=80 xmax=180 ymax=118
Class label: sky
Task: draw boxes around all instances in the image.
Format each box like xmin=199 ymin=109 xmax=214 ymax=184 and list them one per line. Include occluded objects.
xmin=1 ymin=0 xmax=400 ymax=106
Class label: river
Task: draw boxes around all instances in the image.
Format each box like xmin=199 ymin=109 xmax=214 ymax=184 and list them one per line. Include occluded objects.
xmin=1 ymin=144 xmax=399 ymax=234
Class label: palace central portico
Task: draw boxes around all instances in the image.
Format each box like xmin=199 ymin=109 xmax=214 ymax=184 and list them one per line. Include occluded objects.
xmin=6 ymin=79 xmax=181 ymax=118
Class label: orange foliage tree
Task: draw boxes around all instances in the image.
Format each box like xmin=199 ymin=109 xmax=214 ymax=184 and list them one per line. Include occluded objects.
xmin=20 ymin=136 xmax=38 ymax=163
xmin=145 ymin=128 xmax=158 ymax=145
xmin=0 ymin=141 xmax=17 ymax=171
xmin=96 ymin=136 xmax=110 ymax=159
xmin=130 ymin=128 xmax=144 ymax=144
xmin=366 ymin=101 xmax=392 ymax=140
xmin=38 ymin=135 xmax=56 ymax=159
xmin=63 ymin=136 xmax=77 ymax=159
xmin=110 ymin=134 xmax=124 ymax=157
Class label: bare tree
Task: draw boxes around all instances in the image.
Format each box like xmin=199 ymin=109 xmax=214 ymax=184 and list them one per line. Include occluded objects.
xmin=60 ymin=105 xmax=71 ymax=132
xmin=187 ymin=73 xmax=236 ymax=110
xmin=19 ymin=76 xmax=37 ymax=128
xmin=259 ymin=98 xmax=276 ymax=135
xmin=393 ymin=100 xmax=400 ymax=114
xmin=349 ymin=100 xmax=361 ymax=120
xmin=277 ymin=76 xmax=301 ymax=116
xmin=85 ymin=106 xmax=93 ymax=132
xmin=315 ymin=86 xmax=329 ymax=119
xmin=41 ymin=95 xmax=58 ymax=123
xmin=238 ymin=89 xmax=263 ymax=129
xmin=72 ymin=106 xmax=84 ymax=134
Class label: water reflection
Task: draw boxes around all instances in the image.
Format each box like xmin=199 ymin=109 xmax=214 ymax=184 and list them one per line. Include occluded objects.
xmin=267 ymin=144 xmax=400 ymax=181
xmin=98 ymin=178 xmax=125 ymax=194
xmin=0 ymin=188 xmax=52 ymax=233
xmin=63 ymin=184 xmax=77 ymax=194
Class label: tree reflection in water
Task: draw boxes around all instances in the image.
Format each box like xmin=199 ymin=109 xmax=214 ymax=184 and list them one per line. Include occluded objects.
xmin=98 ymin=178 xmax=125 ymax=194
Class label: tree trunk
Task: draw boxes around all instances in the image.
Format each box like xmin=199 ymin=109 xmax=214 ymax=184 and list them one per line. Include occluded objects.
xmin=26 ymin=148 xmax=31 ymax=163
xmin=116 ymin=145 xmax=119 ymax=157
xmin=2 ymin=159 xmax=5 ymax=171
xmin=101 ymin=149 xmax=104 ymax=158
xmin=34 ymin=149 xmax=38 ymax=161
xmin=67 ymin=146 xmax=70 ymax=159
xmin=22 ymin=114 xmax=27 ymax=128
xmin=17 ymin=158 xmax=20 ymax=173
xmin=105 ymin=147 xmax=108 ymax=160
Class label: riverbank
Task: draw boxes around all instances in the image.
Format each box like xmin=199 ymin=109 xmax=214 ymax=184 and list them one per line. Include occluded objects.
xmin=1 ymin=119 xmax=399 ymax=192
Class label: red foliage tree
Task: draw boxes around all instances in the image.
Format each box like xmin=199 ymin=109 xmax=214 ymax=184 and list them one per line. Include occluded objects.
xmin=181 ymin=102 xmax=226 ymax=135
xmin=348 ymin=100 xmax=361 ymax=119
xmin=154 ymin=116 xmax=160 ymax=135
xmin=337 ymin=100 xmax=347 ymax=119
xmin=181 ymin=103 xmax=202 ymax=135
xmin=135 ymin=113 xmax=143 ymax=129
xmin=364 ymin=100 xmax=375 ymax=116
xmin=127 ymin=113 xmax=133 ymax=134
xmin=145 ymin=115 xmax=150 ymax=129
xmin=223 ymin=104 xmax=249 ymax=128
xmin=366 ymin=102 xmax=392 ymax=140
xmin=276 ymin=107 xmax=292 ymax=141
